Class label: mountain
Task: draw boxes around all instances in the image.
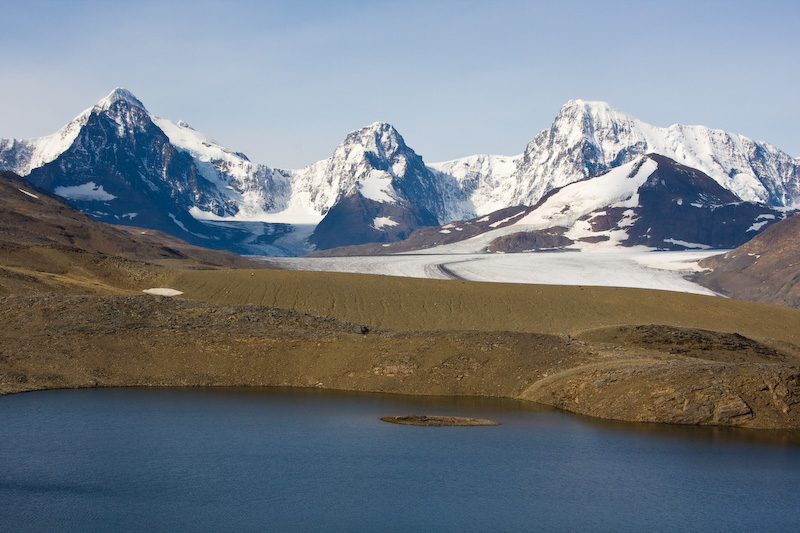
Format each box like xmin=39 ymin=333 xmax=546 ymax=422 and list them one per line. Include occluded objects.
xmin=2 ymin=90 xmax=799 ymax=255
xmin=314 ymin=154 xmax=794 ymax=256
xmin=434 ymin=100 xmax=800 ymax=211
xmin=299 ymin=122 xmax=459 ymax=249
xmin=0 ymin=91 xmax=456 ymax=254
xmin=694 ymin=213 xmax=800 ymax=308
xmin=487 ymin=154 xmax=792 ymax=253
xmin=1 ymin=89 xmax=305 ymax=255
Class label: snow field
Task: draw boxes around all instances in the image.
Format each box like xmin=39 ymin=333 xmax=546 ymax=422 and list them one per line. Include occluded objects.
xmin=262 ymin=249 xmax=724 ymax=296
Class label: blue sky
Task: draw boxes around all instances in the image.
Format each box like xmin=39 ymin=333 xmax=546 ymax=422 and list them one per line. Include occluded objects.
xmin=2 ymin=0 xmax=798 ymax=168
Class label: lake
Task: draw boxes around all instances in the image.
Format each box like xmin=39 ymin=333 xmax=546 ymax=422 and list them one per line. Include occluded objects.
xmin=1 ymin=388 xmax=799 ymax=532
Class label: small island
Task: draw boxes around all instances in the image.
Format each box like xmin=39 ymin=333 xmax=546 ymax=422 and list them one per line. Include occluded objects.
xmin=381 ymin=415 xmax=500 ymax=426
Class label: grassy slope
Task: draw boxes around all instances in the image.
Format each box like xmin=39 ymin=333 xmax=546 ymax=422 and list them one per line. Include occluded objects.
xmin=168 ymin=268 xmax=800 ymax=352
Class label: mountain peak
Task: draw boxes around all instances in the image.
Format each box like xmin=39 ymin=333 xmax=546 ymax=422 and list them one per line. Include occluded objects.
xmin=95 ymin=88 xmax=146 ymax=111
xmin=559 ymin=99 xmax=635 ymax=123
xmin=340 ymin=122 xmax=407 ymax=157
xmin=352 ymin=121 xmax=401 ymax=139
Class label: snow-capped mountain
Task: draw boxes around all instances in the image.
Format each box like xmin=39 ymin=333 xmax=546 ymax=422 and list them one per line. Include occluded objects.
xmin=433 ymin=100 xmax=800 ymax=211
xmin=497 ymin=153 xmax=792 ymax=252
xmin=292 ymin=122 xmax=469 ymax=249
xmin=0 ymin=90 xmax=462 ymax=253
xmin=0 ymin=108 xmax=89 ymax=178
xmin=2 ymin=89 xmax=799 ymax=256
xmin=347 ymin=154 xmax=792 ymax=257
xmin=0 ymin=89 xmax=308 ymax=255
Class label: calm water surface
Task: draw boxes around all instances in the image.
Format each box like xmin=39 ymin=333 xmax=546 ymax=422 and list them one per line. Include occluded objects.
xmin=1 ymin=388 xmax=799 ymax=532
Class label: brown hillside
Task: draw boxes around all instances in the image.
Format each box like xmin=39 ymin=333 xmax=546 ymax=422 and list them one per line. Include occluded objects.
xmin=696 ymin=213 xmax=800 ymax=308
xmin=0 ymin=171 xmax=265 ymax=271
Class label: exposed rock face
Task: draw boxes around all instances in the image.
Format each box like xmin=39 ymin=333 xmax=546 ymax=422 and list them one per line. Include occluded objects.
xmin=309 ymin=192 xmax=439 ymax=250
xmin=618 ymin=154 xmax=789 ymax=250
xmin=487 ymin=227 xmax=573 ymax=253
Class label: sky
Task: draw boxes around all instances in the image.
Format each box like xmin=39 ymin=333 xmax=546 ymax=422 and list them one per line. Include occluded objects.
xmin=2 ymin=0 xmax=799 ymax=169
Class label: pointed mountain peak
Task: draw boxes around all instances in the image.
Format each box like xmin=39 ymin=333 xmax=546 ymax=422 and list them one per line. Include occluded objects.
xmin=348 ymin=121 xmax=401 ymax=140
xmin=342 ymin=122 xmax=407 ymax=155
xmin=95 ymin=88 xmax=146 ymax=112
xmin=558 ymin=99 xmax=634 ymax=122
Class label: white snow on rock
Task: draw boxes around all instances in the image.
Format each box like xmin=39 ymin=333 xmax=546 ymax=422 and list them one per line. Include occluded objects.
xmin=489 ymin=210 xmax=526 ymax=228
xmin=3 ymin=89 xmax=799 ymax=258
xmin=0 ymin=109 xmax=91 ymax=176
xmin=514 ymin=158 xmax=656 ymax=229
xmin=747 ymin=213 xmax=777 ymax=232
xmin=373 ymin=216 xmax=399 ymax=230
xmin=429 ymin=153 xmax=523 ymax=217
xmin=662 ymin=239 xmax=712 ymax=249
xmin=359 ymin=170 xmax=396 ymax=203
xmin=410 ymin=158 xmax=658 ymax=256
xmin=54 ymin=182 xmax=117 ymax=201
xmin=432 ymin=99 xmax=800 ymax=210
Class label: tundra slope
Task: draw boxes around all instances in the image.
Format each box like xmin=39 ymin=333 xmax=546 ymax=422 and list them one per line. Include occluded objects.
xmin=2 ymin=293 xmax=799 ymax=430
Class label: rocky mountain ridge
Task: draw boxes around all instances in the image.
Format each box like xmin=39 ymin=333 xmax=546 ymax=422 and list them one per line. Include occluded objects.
xmin=312 ymin=154 xmax=795 ymax=256
xmin=2 ymin=89 xmax=798 ymax=254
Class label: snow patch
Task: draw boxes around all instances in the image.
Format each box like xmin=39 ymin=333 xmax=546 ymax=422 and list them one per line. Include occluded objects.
xmin=143 ymin=288 xmax=184 ymax=297
xmin=18 ymin=188 xmax=38 ymax=199
xmin=189 ymin=205 xmax=323 ymax=225
xmin=747 ymin=220 xmax=770 ymax=232
xmin=663 ymin=238 xmax=711 ymax=249
xmin=54 ymin=182 xmax=116 ymax=201
xmin=359 ymin=170 xmax=396 ymax=203
xmin=373 ymin=216 xmax=399 ymax=230
xmin=490 ymin=211 xmax=527 ymax=228
xmin=747 ymin=213 xmax=777 ymax=232
xmin=514 ymin=158 xmax=657 ymax=229
xmin=170 ymin=214 xmax=210 ymax=240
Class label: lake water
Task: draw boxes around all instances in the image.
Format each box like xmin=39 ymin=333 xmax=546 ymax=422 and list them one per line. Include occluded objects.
xmin=1 ymin=388 xmax=799 ymax=532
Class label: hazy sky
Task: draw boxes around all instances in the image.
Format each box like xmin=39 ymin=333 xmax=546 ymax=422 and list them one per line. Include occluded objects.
xmin=2 ymin=0 xmax=798 ymax=168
